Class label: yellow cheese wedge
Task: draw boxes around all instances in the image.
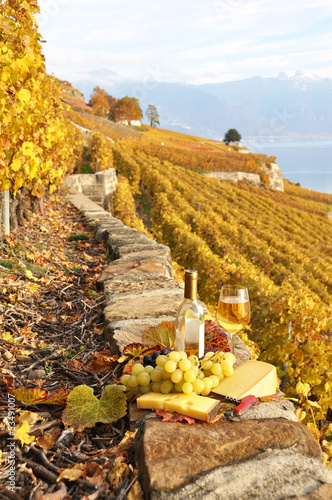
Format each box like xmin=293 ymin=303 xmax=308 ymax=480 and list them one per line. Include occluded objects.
xmin=136 ymin=392 xmax=220 ymax=422
xmin=211 ymin=360 xmax=277 ymax=400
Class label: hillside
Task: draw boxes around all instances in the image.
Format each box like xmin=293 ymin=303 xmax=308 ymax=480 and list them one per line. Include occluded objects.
xmin=64 ymin=83 xmax=332 ymax=458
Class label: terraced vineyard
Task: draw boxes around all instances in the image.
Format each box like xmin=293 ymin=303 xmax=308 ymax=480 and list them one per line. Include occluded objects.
xmin=110 ymin=141 xmax=332 ymax=459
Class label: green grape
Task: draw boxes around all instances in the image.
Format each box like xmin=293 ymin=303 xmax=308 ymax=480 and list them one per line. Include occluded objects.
xmin=152 ymin=381 xmax=162 ymax=392
xmin=168 ymin=351 xmax=181 ymax=363
xmin=221 ymin=359 xmax=234 ymax=376
xmin=128 ymin=375 xmax=139 ymax=388
xmin=179 ymin=358 xmax=192 ymax=372
xmin=192 ymin=379 xmax=205 ymax=394
xmin=165 ymin=360 xmax=177 ymax=373
xmin=178 ymin=351 xmax=187 ymax=360
xmin=155 ymin=365 xmax=165 ymax=372
xmin=201 ymin=388 xmax=211 ymax=396
xmin=204 ymin=352 xmax=215 ymax=359
xmin=120 ymin=374 xmax=131 ymax=386
xmin=150 ymin=369 xmax=163 ymax=382
xmin=209 ymin=375 xmax=220 ymax=388
xmin=144 ymin=365 xmax=154 ymax=374
xmin=182 ymin=382 xmax=193 ymax=394
xmin=171 ymin=369 xmax=183 ymax=383
xmin=203 ymin=377 xmax=213 ymax=391
xmin=127 ymin=386 xmax=139 ymax=397
xmin=156 ymin=355 xmax=168 ymax=367
xmin=160 ymin=380 xmax=174 ymax=394
xmin=162 ymin=369 xmax=172 ymax=379
xmin=184 ymin=369 xmax=197 ymax=383
xmin=218 ymin=372 xmax=225 ymax=381
xmin=188 ymin=354 xmax=199 ymax=365
xmin=198 ymin=370 xmax=205 ymax=379
xmin=174 ymin=380 xmax=185 ymax=392
xmin=137 ymin=372 xmax=151 ymax=386
xmin=223 ymin=365 xmax=234 ymax=377
xmin=211 ymin=363 xmax=222 ymax=375
xmin=223 ymin=352 xmax=236 ymax=363
xmin=139 ymin=383 xmax=152 ymax=394
xmin=202 ymin=360 xmax=213 ymax=371
xmin=131 ymin=363 xmax=145 ymax=376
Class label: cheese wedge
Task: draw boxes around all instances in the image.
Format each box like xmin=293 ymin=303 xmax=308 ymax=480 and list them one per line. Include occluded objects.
xmin=136 ymin=392 xmax=220 ymax=422
xmin=212 ymin=360 xmax=277 ymax=400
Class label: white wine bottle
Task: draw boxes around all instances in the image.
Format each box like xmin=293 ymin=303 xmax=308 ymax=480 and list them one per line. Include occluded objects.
xmin=176 ymin=270 xmax=205 ymax=358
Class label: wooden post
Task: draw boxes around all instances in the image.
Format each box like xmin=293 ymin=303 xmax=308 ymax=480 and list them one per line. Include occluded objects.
xmin=3 ymin=190 xmax=10 ymax=236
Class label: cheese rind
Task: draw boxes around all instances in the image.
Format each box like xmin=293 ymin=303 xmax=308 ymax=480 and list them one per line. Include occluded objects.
xmin=211 ymin=360 xmax=277 ymax=400
xmin=136 ymin=392 xmax=220 ymax=422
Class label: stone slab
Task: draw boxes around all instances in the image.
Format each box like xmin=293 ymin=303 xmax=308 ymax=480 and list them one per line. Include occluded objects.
xmin=104 ymin=316 xmax=177 ymax=353
xmin=149 ymin=449 xmax=332 ymax=500
xmin=103 ymin=274 xmax=182 ymax=298
xmin=104 ymin=288 xmax=183 ymax=322
xmin=137 ymin=419 xmax=324 ymax=494
xmin=115 ymin=244 xmax=171 ymax=261
xmin=97 ymin=258 xmax=173 ymax=287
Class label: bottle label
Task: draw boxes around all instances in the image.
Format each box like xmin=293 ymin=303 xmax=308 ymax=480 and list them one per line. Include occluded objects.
xmin=176 ymin=331 xmax=185 ymax=351
xmin=185 ymin=318 xmax=205 ymax=358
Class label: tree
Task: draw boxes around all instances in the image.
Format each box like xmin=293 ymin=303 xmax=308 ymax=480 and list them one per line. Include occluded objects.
xmin=224 ymin=128 xmax=242 ymax=145
xmin=112 ymin=96 xmax=142 ymax=122
xmin=0 ymin=0 xmax=83 ymax=230
xmin=146 ymin=104 xmax=160 ymax=127
xmin=89 ymin=86 xmax=110 ymax=117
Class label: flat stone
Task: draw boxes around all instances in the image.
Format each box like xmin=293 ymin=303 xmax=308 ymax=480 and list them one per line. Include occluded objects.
xmin=104 ymin=316 xmax=176 ymax=352
xmin=137 ymin=418 xmax=324 ymax=493
xmin=104 ymin=288 xmax=183 ymax=322
xmin=115 ymin=244 xmax=171 ymax=260
xmin=103 ymin=274 xmax=182 ymax=297
xmin=97 ymin=258 xmax=173 ymax=287
xmin=149 ymin=449 xmax=332 ymax=500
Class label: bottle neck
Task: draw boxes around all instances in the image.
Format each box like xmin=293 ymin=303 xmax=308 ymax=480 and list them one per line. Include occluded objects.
xmin=184 ymin=271 xmax=198 ymax=300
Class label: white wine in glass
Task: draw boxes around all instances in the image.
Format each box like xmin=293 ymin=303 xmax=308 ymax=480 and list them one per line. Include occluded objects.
xmin=217 ymin=285 xmax=251 ymax=353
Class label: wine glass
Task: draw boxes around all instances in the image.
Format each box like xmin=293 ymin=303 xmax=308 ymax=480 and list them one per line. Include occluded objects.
xmin=216 ymin=285 xmax=251 ymax=354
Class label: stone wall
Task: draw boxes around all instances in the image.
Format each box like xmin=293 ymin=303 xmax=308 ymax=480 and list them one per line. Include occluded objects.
xmin=66 ymin=190 xmax=332 ymax=500
xmin=64 ymin=168 xmax=117 ymax=211
xmin=204 ymin=162 xmax=284 ymax=192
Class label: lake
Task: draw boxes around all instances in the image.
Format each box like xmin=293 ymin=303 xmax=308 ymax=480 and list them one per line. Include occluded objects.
xmin=242 ymin=140 xmax=332 ymax=195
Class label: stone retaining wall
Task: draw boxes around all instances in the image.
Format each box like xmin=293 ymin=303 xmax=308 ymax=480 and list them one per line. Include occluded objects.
xmin=66 ymin=191 xmax=332 ymax=500
xmin=64 ymin=168 xmax=117 ymax=211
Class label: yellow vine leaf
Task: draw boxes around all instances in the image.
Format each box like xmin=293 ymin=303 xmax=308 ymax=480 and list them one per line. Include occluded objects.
xmin=62 ymin=384 xmax=127 ymax=432
xmin=57 ymin=463 xmax=85 ymax=482
xmin=295 ymin=381 xmax=310 ymax=398
xmin=14 ymin=422 xmax=35 ymax=446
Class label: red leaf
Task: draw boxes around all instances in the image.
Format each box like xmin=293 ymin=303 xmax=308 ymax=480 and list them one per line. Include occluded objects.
xmin=9 ymin=387 xmax=69 ymax=405
xmin=123 ymin=343 xmax=160 ymax=358
xmin=155 ymin=409 xmax=195 ymax=425
xmin=204 ymin=320 xmax=230 ymax=353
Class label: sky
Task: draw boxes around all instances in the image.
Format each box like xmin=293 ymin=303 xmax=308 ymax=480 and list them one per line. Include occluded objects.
xmin=37 ymin=0 xmax=332 ymax=85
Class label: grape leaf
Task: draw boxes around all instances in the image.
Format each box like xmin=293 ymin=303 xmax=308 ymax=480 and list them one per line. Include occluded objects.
xmin=10 ymin=388 xmax=69 ymax=405
xmin=62 ymin=384 xmax=127 ymax=431
xmin=14 ymin=422 xmax=35 ymax=446
xmin=155 ymin=409 xmax=195 ymax=425
xmin=204 ymin=320 xmax=230 ymax=353
xmin=57 ymin=463 xmax=85 ymax=482
xmin=123 ymin=343 xmax=160 ymax=357
xmin=141 ymin=321 xmax=176 ymax=349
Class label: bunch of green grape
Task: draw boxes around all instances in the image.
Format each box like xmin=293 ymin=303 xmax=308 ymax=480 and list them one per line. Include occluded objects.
xmin=120 ymin=350 xmax=236 ymax=397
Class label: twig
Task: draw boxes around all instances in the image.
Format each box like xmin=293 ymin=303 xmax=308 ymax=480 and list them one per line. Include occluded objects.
xmin=0 ymin=488 xmax=24 ymax=500
xmin=30 ymin=445 xmax=59 ymax=473
xmin=24 ymin=458 xmax=58 ymax=483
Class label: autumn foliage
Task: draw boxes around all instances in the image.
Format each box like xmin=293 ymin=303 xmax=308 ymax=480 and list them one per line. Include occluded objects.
xmin=0 ymin=0 xmax=84 ymax=198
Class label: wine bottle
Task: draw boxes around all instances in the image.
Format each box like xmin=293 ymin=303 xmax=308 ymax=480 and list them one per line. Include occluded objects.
xmin=175 ymin=270 xmax=205 ymax=358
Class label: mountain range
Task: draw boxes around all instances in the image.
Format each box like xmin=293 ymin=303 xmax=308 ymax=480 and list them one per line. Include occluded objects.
xmin=64 ymin=69 xmax=332 ymax=141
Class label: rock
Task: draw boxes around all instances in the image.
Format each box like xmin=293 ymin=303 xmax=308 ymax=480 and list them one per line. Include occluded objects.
xmin=2 ymin=350 xmax=13 ymax=361
xmin=149 ymin=449 xmax=332 ymax=500
xmin=28 ymin=369 xmax=46 ymax=380
xmin=97 ymin=258 xmax=173 ymax=287
xmin=137 ymin=419 xmax=324 ymax=494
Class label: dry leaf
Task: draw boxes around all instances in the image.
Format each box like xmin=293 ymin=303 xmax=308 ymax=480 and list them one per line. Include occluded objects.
xmin=36 ymin=428 xmax=61 ymax=451
xmin=57 ymin=463 xmax=84 ymax=482
xmin=19 ymin=410 xmax=42 ymax=426
xmin=14 ymin=421 xmax=35 ymax=446
xmin=62 ymin=384 xmax=127 ymax=432
xmin=141 ymin=321 xmax=176 ymax=349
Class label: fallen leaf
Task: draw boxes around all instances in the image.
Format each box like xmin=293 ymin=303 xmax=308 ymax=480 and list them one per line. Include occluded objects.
xmin=155 ymin=409 xmax=195 ymax=425
xmin=62 ymin=384 xmax=127 ymax=432
xmin=19 ymin=410 xmax=42 ymax=426
xmin=10 ymin=387 xmax=69 ymax=405
xmin=14 ymin=421 xmax=35 ymax=446
xmin=107 ymin=460 xmax=130 ymax=494
xmin=57 ymin=463 xmax=84 ymax=482
xmin=68 ymin=358 xmax=83 ymax=371
xmin=87 ymin=351 xmax=118 ymax=372
xmin=141 ymin=321 xmax=176 ymax=349
xmin=36 ymin=428 xmax=61 ymax=451
xmin=123 ymin=343 xmax=160 ymax=358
